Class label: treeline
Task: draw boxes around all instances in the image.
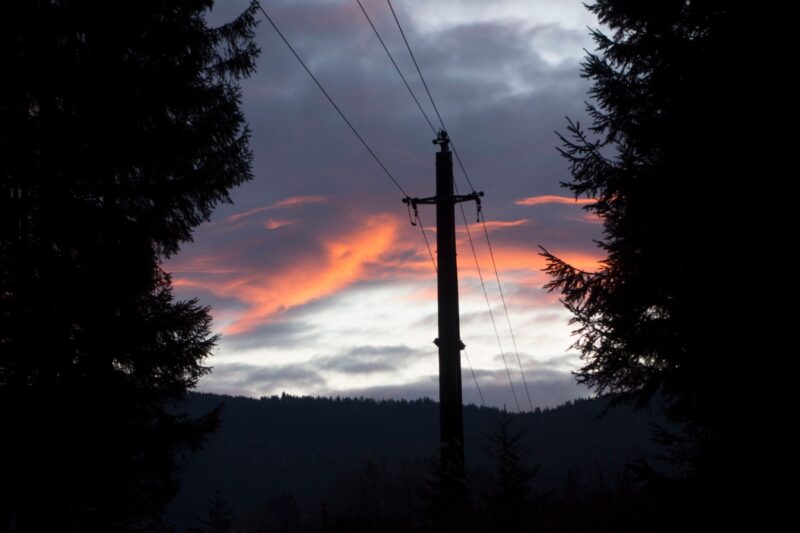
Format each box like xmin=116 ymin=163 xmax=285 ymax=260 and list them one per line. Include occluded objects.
xmin=168 ymin=393 xmax=673 ymax=531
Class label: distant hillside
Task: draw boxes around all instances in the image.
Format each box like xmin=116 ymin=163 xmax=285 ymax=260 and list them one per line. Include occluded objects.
xmin=168 ymin=393 xmax=670 ymax=531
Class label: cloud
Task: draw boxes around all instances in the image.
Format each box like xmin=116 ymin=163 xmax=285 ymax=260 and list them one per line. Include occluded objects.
xmin=169 ymin=255 xmax=237 ymax=275
xmin=456 ymin=239 xmax=603 ymax=275
xmin=516 ymin=195 xmax=595 ymax=206
xmin=217 ymin=319 xmax=319 ymax=352
xmin=174 ymin=212 xmax=401 ymax=335
xmin=226 ymin=195 xmax=328 ymax=223
xmin=559 ymin=212 xmax=602 ymax=225
xmin=205 ymin=362 xmax=326 ymax=397
xmin=272 ymin=195 xmax=328 ymax=209
xmin=317 ymin=344 xmax=422 ymax=375
xmin=170 ymin=202 xmax=602 ymax=342
xmin=456 ymin=218 xmax=530 ymax=234
xmin=264 ymin=218 xmax=296 ymax=230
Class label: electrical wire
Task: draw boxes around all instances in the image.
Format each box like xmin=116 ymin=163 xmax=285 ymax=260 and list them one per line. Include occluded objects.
xmin=385 ymin=0 xmax=477 ymax=194
xmin=454 ymin=182 xmax=521 ymax=412
xmin=387 ymin=0 xmax=534 ymax=411
xmin=463 ymin=347 xmax=486 ymax=408
xmin=386 ymin=1 xmax=447 ymax=139
xmin=480 ymin=215 xmax=534 ymax=411
xmin=257 ymin=4 xmax=410 ymax=198
xmin=416 ymin=210 xmax=437 ymax=273
xmin=355 ymin=0 xmax=437 ymax=135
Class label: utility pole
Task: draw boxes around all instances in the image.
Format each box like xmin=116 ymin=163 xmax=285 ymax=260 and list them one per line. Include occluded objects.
xmin=403 ymin=130 xmax=483 ymax=506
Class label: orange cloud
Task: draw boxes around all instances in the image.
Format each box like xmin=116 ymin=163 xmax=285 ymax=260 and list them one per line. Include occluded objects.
xmin=458 ymin=218 xmax=529 ymax=234
xmin=516 ymin=195 xmax=595 ymax=206
xmin=264 ymin=218 xmax=296 ymax=230
xmin=560 ymin=212 xmax=603 ymax=224
xmin=456 ymin=238 xmax=604 ymax=276
xmin=227 ymin=195 xmax=328 ymax=223
xmin=172 ymin=207 xmax=605 ymax=338
xmin=453 ymin=243 xmax=605 ymax=312
xmin=272 ymin=195 xmax=327 ymax=209
xmin=174 ymin=214 xmax=399 ymax=335
xmin=226 ymin=206 xmax=270 ymax=224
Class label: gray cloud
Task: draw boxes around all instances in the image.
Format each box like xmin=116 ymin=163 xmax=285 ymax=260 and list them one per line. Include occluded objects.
xmin=205 ymin=362 xmax=326 ymax=397
xmin=214 ymin=315 xmax=323 ymax=351
xmin=489 ymin=350 xmax=580 ymax=370
xmin=203 ymin=0 xmax=597 ymax=210
xmin=199 ymin=352 xmax=587 ymax=409
xmin=316 ymin=344 xmax=421 ymax=374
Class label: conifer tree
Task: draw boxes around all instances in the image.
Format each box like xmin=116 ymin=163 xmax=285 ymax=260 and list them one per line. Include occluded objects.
xmin=541 ymin=0 xmax=771 ymax=523
xmin=483 ymin=410 xmax=537 ymax=532
xmin=204 ymin=489 xmax=234 ymax=533
xmin=0 ymin=1 xmax=260 ymax=529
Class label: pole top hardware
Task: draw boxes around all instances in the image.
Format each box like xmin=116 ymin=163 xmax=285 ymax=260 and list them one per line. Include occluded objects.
xmin=433 ymin=130 xmax=450 ymax=151
xmin=403 ymin=191 xmax=484 ymax=226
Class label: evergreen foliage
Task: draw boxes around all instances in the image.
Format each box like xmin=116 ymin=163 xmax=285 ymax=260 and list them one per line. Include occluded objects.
xmin=204 ymin=489 xmax=234 ymax=533
xmin=0 ymin=1 xmax=260 ymax=529
xmin=541 ymin=0 xmax=772 ymax=524
xmin=482 ymin=410 xmax=538 ymax=531
xmin=169 ymin=393 xmax=665 ymax=530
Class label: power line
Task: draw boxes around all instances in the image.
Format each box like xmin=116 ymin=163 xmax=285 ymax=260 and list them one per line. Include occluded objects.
xmin=450 ymin=145 xmax=477 ymax=195
xmin=463 ymin=347 xmax=486 ymax=408
xmin=387 ymin=0 xmax=534 ymax=411
xmin=454 ymin=182 xmax=521 ymax=412
xmin=416 ymin=210 xmax=437 ymax=273
xmin=385 ymin=0 xmax=476 ymax=193
xmin=479 ymin=216 xmax=534 ymax=412
xmin=355 ymin=0 xmax=437 ymax=134
xmin=257 ymin=4 xmax=410 ymax=198
xmin=386 ymin=1 xmax=447 ymax=141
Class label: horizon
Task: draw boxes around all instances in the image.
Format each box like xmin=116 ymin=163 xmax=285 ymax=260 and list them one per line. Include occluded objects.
xmin=189 ymin=387 xmax=597 ymax=411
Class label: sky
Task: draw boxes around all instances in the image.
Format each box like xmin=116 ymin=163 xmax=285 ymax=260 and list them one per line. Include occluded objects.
xmin=166 ymin=0 xmax=605 ymax=410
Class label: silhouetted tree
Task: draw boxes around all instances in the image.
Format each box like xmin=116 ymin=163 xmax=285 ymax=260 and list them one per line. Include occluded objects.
xmin=541 ymin=0 xmax=772 ymax=525
xmin=0 ymin=0 xmax=259 ymax=530
xmin=167 ymin=393 xmax=662 ymax=529
xmin=204 ymin=489 xmax=234 ymax=533
xmin=482 ymin=410 xmax=537 ymax=532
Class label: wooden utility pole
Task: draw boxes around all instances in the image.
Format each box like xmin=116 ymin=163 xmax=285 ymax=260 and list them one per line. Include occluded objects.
xmin=403 ymin=130 xmax=483 ymax=505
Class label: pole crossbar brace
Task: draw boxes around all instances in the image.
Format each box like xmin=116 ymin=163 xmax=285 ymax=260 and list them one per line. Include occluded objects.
xmin=402 ymin=192 xmax=484 ymax=207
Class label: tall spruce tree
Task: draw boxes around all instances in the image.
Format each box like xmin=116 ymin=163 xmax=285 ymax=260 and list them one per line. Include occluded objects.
xmin=204 ymin=489 xmax=234 ymax=533
xmin=483 ymin=411 xmax=537 ymax=532
xmin=541 ymin=0 xmax=772 ymax=522
xmin=0 ymin=1 xmax=259 ymax=530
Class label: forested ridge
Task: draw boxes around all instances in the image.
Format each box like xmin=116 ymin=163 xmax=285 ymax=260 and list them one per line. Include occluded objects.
xmin=169 ymin=392 xmax=670 ymax=531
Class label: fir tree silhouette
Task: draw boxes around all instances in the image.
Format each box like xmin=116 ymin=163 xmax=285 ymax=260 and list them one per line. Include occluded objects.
xmin=0 ymin=1 xmax=260 ymax=530
xmin=203 ymin=489 xmax=234 ymax=533
xmin=541 ymin=0 xmax=775 ymax=526
xmin=482 ymin=410 xmax=538 ymax=532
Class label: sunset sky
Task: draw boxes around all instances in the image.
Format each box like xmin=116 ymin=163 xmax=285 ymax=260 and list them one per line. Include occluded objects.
xmin=167 ymin=0 xmax=604 ymax=409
